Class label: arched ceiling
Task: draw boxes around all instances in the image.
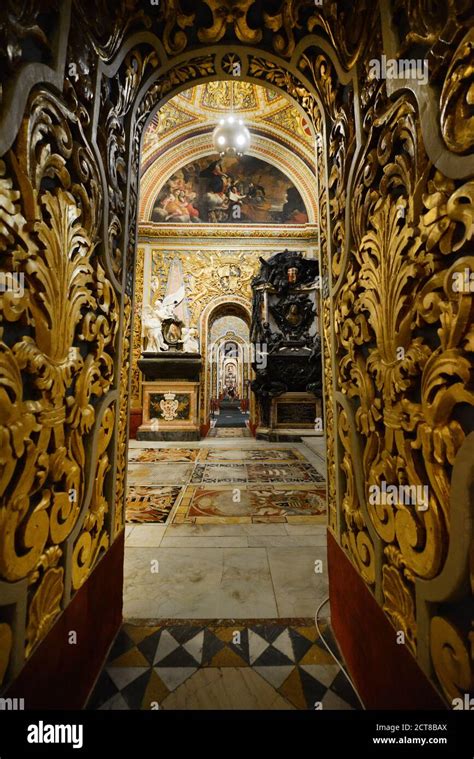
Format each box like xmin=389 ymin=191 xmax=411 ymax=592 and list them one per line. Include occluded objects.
xmin=139 ymin=81 xmax=317 ymax=223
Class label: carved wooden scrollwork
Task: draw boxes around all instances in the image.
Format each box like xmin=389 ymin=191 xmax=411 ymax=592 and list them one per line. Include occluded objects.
xmin=0 ymin=0 xmax=471 ymax=707
xmin=0 ymin=69 xmax=119 ymax=679
xmin=440 ymin=29 xmax=474 ymax=155
xmin=334 ymin=19 xmax=474 ymax=687
xmin=198 ymin=0 xmax=261 ymax=45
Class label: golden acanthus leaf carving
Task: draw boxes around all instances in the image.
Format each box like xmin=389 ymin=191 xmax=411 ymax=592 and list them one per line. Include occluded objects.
xmin=73 ymin=0 xmax=150 ymax=62
xmin=25 ymin=567 xmax=64 ymax=658
xmin=104 ymin=47 xmax=159 ymax=278
xmin=322 ymin=297 xmax=337 ymax=534
xmin=137 ymin=57 xmax=215 ymax=124
xmin=392 ymin=0 xmax=473 ymax=70
xmin=264 ymin=0 xmax=314 ymax=58
xmin=338 ymin=93 xmax=458 ymax=586
xmin=0 ymin=82 xmax=119 ymax=670
xmin=131 ymin=248 xmax=144 ymax=406
xmin=335 ymin=69 xmax=474 ymax=699
xmin=382 ymin=564 xmax=416 ymax=655
xmin=351 ymin=199 xmax=446 ymax=581
xmin=19 ymin=189 xmax=95 ymax=396
xmin=314 ymin=128 xmax=337 ymax=535
xmin=158 ymin=0 xmax=195 ymax=55
xmin=264 ymin=0 xmax=372 ymax=66
xmin=306 ymin=0 xmax=374 ymax=70
xmin=357 ymin=200 xmax=431 ymax=403
xmin=298 ymin=52 xmax=338 ymax=121
xmin=421 ymin=172 xmax=474 ymax=255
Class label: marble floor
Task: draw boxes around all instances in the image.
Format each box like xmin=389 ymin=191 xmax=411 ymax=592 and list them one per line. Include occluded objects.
xmin=124 ymin=436 xmax=328 ymax=619
xmin=207 ymin=427 xmax=251 ymax=437
xmin=99 ymin=434 xmax=359 ymax=710
xmin=88 ymin=620 xmax=359 ymax=710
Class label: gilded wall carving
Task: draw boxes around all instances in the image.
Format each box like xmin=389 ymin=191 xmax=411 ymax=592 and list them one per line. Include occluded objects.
xmin=0 ymin=0 xmax=471 ymax=706
xmin=114 ymin=296 xmax=132 ymax=538
xmin=130 ymin=248 xmax=145 ymax=408
xmin=332 ymin=7 xmax=474 ymax=698
xmin=198 ymin=0 xmax=261 ymax=46
xmin=143 ymin=249 xmax=260 ymax=423
xmin=149 ymin=250 xmax=257 ymax=327
xmin=0 ymin=82 xmax=119 ymax=684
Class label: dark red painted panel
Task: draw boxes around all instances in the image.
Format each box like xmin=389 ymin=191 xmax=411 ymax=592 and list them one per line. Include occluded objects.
xmin=327 ymin=531 xmax=446 ymax=710
xmin=7 ymin=532 xmax=124 ymax=710
xmin=129 ymin=409 xmax=142 ymax=439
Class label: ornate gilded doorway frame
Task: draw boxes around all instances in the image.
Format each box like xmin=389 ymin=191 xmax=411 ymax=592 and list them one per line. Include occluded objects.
xmin=0 ymin=2 xmax=472 ymax=707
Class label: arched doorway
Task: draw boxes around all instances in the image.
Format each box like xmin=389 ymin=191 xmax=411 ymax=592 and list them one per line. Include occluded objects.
xmin=118 ymin=76 xmax=334 ymax=709
xmin=208 ymin=310 xmax=252 ymax=431
xmin=1 ymin=4 xmax=471 ymax=712
xmin=204 ymin=300 xmax=252 ymax=432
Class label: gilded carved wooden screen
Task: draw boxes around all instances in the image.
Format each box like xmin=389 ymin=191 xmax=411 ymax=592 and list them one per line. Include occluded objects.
xmin=0 ymin=0 xmax=472 ymax=704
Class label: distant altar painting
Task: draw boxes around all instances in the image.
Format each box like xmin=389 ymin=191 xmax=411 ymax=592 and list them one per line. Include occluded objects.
xmin=151 ymin=155 xmax=309 ymax=224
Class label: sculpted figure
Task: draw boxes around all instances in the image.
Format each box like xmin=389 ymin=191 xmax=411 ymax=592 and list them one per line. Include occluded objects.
xmin=142 ymin=305 xmax=168 ymax=352
xmin=142 ymin=285 xmax=186 ymax=352
xmin=182 ymin=327 xmax=200 ymax=353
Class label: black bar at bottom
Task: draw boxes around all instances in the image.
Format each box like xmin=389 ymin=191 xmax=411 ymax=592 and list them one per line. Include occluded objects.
xmin=0 ymin=709 xmax=471 ymax=757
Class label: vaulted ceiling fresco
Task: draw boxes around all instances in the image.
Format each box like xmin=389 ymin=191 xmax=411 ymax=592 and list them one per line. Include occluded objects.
xmin=139 ymin=81 xmax=317 ymax=222
xmin=142 ymin=81 xmax=313 ymax=157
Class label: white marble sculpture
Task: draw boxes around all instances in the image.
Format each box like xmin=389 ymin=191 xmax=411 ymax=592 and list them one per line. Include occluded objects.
xmin=142 ymin=305 xmax=168 ymax=352
xmin=142 ymin=286 xmax=186 ymax=352
xmin=182 ymin=327 xmax=200 ymax=353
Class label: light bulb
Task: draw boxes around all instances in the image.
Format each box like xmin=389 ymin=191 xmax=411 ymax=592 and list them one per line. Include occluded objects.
xmin=212 ymin=116 xmax=250 ymax=156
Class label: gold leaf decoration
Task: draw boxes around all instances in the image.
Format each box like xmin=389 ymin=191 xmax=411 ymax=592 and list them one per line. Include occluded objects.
xmin=115 ymin=296 xmax=132 ymax=537
xmin=131 ymin=249 xmax=144 ymax=407
xmin=0 ymin=0 xmax=472 ymax=710
xmin=72 ymin=406 xmax=115 ymax=590
xmin=339 ymin=410 xmax=376 ymax=585
xmin=25 ymin=567 xmax=64 ymax=658
xmin=431 ymin=616 xmax=473 ymax=703
xmin=158 ymin=0 xmax=195 ymax=55
xmin=382 ymin=564 xmax=416 ymax=655
xmin=198 ymin=0 xmax=262 ymax=45
xmin=440 ymin=29 xmax=474 ymax=154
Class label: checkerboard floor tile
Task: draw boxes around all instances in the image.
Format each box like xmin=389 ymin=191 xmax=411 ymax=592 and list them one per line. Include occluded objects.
xmin=88 ymin=621 xmax=360 ymax=711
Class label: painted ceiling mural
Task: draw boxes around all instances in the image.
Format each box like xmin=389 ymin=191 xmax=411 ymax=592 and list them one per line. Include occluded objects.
xmin=150 ymin=154 xmax=309 ymax=224
xmin=142 ymin=81 xmax=313 ymax=155
xmin=140 ymin=80 xmax=317 ymax=223
xmin=1 ymin=0 xmax=472 ymax=711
